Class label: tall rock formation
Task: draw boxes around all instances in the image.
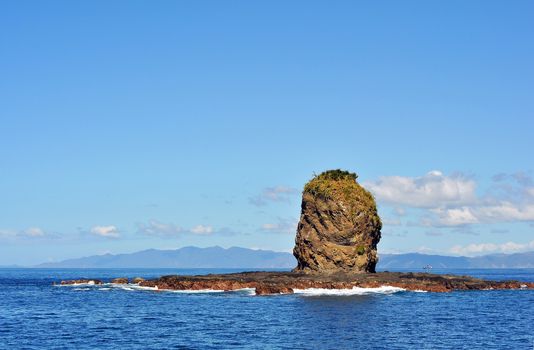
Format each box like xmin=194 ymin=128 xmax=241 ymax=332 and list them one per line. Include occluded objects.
xmin=293 ymin=170 xmax=382 ymax=273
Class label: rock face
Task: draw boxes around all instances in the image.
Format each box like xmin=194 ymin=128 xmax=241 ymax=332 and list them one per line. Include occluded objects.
xmin=293 ymin=170 xmax=382 ymax=273
xmin=135 ymin=271 xmax=534 ymax=294
xmin=111 ymin=277 xmax=129 ymax=284
xmin=59 ymin=279 xmax=102 ymax=285
xmin=58 ymin=272 xmax=534 ymax=294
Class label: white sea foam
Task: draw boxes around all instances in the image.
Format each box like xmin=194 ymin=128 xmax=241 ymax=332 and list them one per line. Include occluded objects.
xmin=58 ymin=282 xmax=413 ymax=296
xmin=118 ymin=286 xmax=135 ymax=291
xmin=292 ymin=286 xmax=406 ymax=296
xmin=110 ymin=284 xmax=226 ymax=293
xmin=236 ymin=287 xmax=256 ymax=296
xmin=124 ymin=284 xmax=159 ymax=291
xmin=155 ymin=287 xmax=260 ymax=294
xmin=165 ymin=289 xmax=226 ymax=293
xmin=128 ymin=285 xmax=258 ymax=294
xmin=55 ymin=281 xmax=98 ymax=287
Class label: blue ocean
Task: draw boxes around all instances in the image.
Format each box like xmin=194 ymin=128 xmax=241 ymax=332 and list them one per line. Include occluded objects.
xmin=1 ymin=268 xmax=533 ymax=349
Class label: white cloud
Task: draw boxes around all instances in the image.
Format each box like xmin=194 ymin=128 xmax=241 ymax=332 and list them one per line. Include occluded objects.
xmin=136 ymin=220 xmax=216 ymax=237
xmin=249 ymin=186 xmax=297 ymax=206
xmin=450 ymin=243 xmax=497 ymax=255
xmin=190 ymin=225 xmax=213 ymax=235
xmin=260 ymin=218 xmax=298 ymax=234
xmin=393 ymin=207 xmax=406 ymax=216
xmin=90 ymin=225 xmax=120 ymax=238
xmin=450 ymin=240 xmax=534 ymax=256
xmin=261 ymin=223 xmax=278 ymax=230
xmin=0 ymin=227 xmax=51 ymax=239
xmin=499 ymin=241 xmax=528 ymax=252
xmin=23 ymin=227 xmax=45 ymax=237
xmin=137 ymin=220 xmax=184 ymax=236
xmin=367 ymin=170 xmax=534 ymax=227
xmin=24 ymin=227 xmax=44 ymax=237
xmin=425 ymin=202 xmax=534 ymax=227
xmin=476 ymin=203 xmax=534 ymax=222
xmin=264 ymin=186 xmax=296 ymax=200
xmin=364 ymin=171 xmax=476 ymax=208
xmin=430 ymin=207 xmax=479 ymax=226
xmin=415 ymin=246 xmax=435 ymax=254
xmin=382 ymin=218 xmax=402 ymax=226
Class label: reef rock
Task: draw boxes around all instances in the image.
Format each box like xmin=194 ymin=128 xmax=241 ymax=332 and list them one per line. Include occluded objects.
xmin=59 ymin=279 xmax=103 ymax=285
xmin=133 ymin=271 xmax=534 ymax=295
xmin=111 ymin=277 xmax=129 ymax=284
xmin=132 ymin=277 xmax=145 ymax=284
xmin=293 ymin=170 xmax=381 ymax=273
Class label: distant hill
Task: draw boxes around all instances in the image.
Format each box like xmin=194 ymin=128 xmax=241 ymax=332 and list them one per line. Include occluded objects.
xmin=378 ymin=253 xmax=470 ymax=269
xmin=36 ymin=246 xmax=296 ymax=268
xmin=379 ymin=252 xmax=534 ymax=269
xmin=35 ymin=247 xmax=534 ymax=269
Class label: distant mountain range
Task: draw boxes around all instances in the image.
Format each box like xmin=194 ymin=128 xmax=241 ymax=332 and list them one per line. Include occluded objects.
xmin=33 ymin=246 xmax=534 ymax=269
xmin=379 ymin=251 xmax=534 ymax=269
xmin=36 ymin=246 xmax=295 ymax=268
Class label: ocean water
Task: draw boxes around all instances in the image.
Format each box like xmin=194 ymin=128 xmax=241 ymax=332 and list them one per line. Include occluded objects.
xmin=1 ymin=268 xmax=533 ymax=349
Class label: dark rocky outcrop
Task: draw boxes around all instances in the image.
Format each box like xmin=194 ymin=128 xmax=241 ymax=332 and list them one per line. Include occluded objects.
xmin=111 ymin=277 xmax=128 ymax=284
xmin=59 ymin=279 xmax=102 ymax=285
xmin=135 ymin=271 xmax=534 ymax=294
xmin=58 ymin=272 xmax=534 ymax=294
xmin=293 ymin=170 xmax=381 ymax=273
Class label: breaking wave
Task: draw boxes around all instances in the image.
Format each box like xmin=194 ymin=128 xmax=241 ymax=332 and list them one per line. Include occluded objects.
xmin=58 ymin=283 xmax=416 ymax=296
xmin=55 ymin=280 xmax=98 ymax=287
xmin=292 ymin=286 xmax=406 ymax=296
xmin=57 ymin=282 xmax=256 ymax=295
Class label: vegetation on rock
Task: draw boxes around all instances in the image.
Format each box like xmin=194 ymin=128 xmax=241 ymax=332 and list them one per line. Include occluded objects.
xmin=303 ymin=169 xmax=381 ymax=229
xmin=294 ymin=169 xmax=382 ymax=273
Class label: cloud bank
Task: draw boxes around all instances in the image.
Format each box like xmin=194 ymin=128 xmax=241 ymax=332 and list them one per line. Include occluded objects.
xmin=260 ymin=217 xmax=298 ymax=235
xmin=90 ymin=225 xmax=120 ymax=238
xmin=249 ymin=186 xmax=297 ymax=207
xmin=0 ymin=227 xmax=49 ymax=239
xmin=365 ymin=170 xmax=534 ymax=227
xmin=450 ymin=240 xmax=534 ymax=256
xmin=365 ymin=171 xmax=477 ymax=208
xmin=136 ymin=220 xmax=217 ymax=237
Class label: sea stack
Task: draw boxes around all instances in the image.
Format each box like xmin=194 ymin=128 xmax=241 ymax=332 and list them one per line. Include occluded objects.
xmin=293 ymin=170 xmax=382 ymax=273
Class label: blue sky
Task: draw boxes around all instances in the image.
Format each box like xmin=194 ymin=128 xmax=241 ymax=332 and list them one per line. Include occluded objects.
xmin=1 ymin=1 xmax=533 ymax=265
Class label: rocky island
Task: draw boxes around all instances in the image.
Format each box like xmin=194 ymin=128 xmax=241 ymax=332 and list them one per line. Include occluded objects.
xmin=60 ymin=170 xmax=534 ymax=294
xmin=293 ymin=170 xmax=381 ymax=273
